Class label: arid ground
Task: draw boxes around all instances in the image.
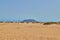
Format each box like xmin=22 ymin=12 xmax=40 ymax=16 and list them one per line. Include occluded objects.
xmin=0 ymin=23 xmax=60 ymax=40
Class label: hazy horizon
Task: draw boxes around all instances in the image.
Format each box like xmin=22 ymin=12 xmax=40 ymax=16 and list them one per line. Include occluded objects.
xmin=0 ymin=0 xmax=60 ymax=22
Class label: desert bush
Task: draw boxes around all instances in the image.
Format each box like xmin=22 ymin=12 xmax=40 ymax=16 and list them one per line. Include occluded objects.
xmin=43 ymin=23 xmax=52 ymax=25
xmin=26 ymin=22 xmax=30 ymax=24
xmin=56 ymin=22 xmax=60 ymax=24
xmin=5 ymin=21 xmax=14 ymax=23
xmin=32 ymin=22 xmax=35 ymax=23
xmin=10 ymin=21 xmax=14 ymax=23
xmin=0 ymin=21 xmax=4 ymax=23
xmin=35 ymin=22 xmax=40 ymax=23
xmin=43 ymin=22 xmax=57 ymax=25
xmin=20 ymin=22 xmax=24 ymax=23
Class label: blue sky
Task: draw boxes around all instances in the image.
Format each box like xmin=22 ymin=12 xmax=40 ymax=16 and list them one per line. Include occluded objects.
xmin=0 ymin=0 xmax=60 ymax=22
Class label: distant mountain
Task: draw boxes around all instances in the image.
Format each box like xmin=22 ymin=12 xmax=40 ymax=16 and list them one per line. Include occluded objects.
xmin=21 ymin=19 xmax=39 ymax=22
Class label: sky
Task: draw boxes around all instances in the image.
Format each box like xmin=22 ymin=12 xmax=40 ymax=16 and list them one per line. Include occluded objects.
xmin=0 ymin=0 xmax=60 ymax=22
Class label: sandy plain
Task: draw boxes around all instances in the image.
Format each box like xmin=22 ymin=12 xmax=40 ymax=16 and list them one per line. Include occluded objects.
xmin=0 ymin=23 xmax=60 ymax=40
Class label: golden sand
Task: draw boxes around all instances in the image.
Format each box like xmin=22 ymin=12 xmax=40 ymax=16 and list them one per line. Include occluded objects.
xmin=0 ymin=23 xmax=60 ymax=40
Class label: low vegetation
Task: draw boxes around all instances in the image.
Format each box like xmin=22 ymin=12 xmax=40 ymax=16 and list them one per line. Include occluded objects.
xmin=0 ymin=21 xmax=4 ymax=23
xmin=43 ymin=22 xmax=57 ymax=25
xmin=0 ymin=21 xmax=60 ymax=25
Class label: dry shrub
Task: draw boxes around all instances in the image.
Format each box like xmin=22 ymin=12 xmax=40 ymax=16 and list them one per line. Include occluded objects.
xmin=30 ymin=22 xmax=40 ymax=24
xmin=20 ymin=22 xmax=30 ymax=24
xmin=57 ymin=22 xmax=60 ymax=25
xmin=35 ymin=22 xmax=40 ymax=23
xmin=25 ymin=22 xmax=29 ymax=24
xmin=43 ymin=22 xmax=57 ymax=25
xmin=5 ymin=21 xmax=14 ymax=23
xmin=20 ymin=22 xmax=24 ymax=23
xmin=0 ymin=21 xmax=4 ymax=23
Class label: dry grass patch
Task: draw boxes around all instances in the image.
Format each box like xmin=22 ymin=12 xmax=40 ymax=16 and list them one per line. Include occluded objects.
xmin=0 ymin=23 xmax=60 ymax=40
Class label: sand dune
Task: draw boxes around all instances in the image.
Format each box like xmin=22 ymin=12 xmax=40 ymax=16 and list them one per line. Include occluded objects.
xmin=0 ymin=23 xmax=60 ymax=40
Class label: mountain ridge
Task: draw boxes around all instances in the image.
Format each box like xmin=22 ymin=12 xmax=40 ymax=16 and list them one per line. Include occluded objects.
xmin=21 ymin=19 xmax=39 ymax=22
